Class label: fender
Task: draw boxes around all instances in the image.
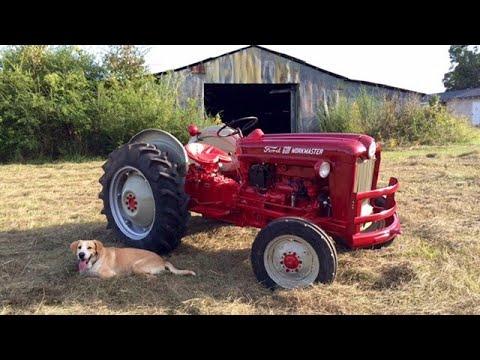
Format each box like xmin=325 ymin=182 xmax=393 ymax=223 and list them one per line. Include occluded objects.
xmin=129 ymin=129 xmax=188 ymax=177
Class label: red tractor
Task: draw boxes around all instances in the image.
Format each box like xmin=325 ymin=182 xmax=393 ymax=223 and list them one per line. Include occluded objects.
xmin=99 ymin=117 xmax=401 ymax=289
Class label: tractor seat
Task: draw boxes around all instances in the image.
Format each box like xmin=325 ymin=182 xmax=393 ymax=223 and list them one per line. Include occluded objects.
xmin=184 ymin=143 xmax=232 ymax=165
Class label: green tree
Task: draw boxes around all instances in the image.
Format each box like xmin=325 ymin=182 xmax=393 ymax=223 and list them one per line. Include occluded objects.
xmin=0 ymin=45 xmax=213 ymax=162
xmin=103 ymin=45 xmax=148 ymax=81
xmin=0 ymin=45 xmax=102 ymax=160
xmin=443 ymin=45 xmax=480 ymax=91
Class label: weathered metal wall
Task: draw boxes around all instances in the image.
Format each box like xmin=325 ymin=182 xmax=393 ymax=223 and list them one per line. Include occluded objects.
xmin=173 ymin=47 xmax=416 ymax=132
xmin=446 ymin=99 xmax=473 ymax=118
xmin=446 ymin=98 xmax=480 ymax=125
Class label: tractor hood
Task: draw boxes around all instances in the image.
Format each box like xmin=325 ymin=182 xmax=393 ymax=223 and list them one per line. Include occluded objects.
xmin=238 ymin=129 xmax=378 ymax=161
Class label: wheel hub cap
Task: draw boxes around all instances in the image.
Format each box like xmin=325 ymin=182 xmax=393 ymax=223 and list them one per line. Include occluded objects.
xmin=120 ymin=173 xmax=154 ymax=228
xmin=109 ymin=166 xmax=155 ymax=240
xmin=126 ymin=193 xmax=138 ymax=212
xmin=282 ymin=253 xmax=301 ymax=271
xmin=264 ymin=235 xmax=320 ymax=288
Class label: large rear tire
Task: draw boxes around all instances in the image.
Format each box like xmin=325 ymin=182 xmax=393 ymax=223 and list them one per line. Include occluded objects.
xmin=99 ymin=143 xmax=190 ymax=254
xmin=251 ymin=217 xmax=337 ymax=289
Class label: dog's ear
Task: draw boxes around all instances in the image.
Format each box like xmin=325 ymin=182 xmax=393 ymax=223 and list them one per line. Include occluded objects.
xmin=93 ymin=240 xmax=104 ymax=254
xmin=70 ymin=240 xmax=80 ymax=254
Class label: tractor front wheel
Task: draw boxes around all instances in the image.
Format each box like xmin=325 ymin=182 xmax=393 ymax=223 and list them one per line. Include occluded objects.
xmin=251 ymin=218 xmax=337 ymax=289
xmin=99 ymin=143 xmax=190 ymax=254
xmin=370 ymin=196 xmax=395 ymax=249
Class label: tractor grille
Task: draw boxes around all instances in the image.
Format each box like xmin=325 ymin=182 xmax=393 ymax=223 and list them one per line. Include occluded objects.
xmin=355 ymin=158 xmax=376 ymax=193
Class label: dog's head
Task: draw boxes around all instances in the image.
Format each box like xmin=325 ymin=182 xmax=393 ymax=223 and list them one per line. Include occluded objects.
xmin=70 ymin=240 xmax=104 ymax=272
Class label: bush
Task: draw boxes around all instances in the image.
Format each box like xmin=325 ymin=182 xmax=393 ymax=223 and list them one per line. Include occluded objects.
xmin=0 ymin=46 xmax=214 ymax=163
xmin=89 ymin=73 xmax=214 ymax=156
xmin=318 ymin=88 xmax=475 ymax=147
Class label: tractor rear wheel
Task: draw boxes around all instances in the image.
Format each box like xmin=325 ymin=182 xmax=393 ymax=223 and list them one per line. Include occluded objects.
xmin=99 ymin=143 xmax=190 ymax=254
xmin=251 ymin=217 xmax=337 ymax=289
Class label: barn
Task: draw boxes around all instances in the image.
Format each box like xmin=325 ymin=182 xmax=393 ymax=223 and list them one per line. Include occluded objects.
xmin=156 ymin=45 xmax=424 ymax=134
xmin=429 ymin=88 xmax=480 ymax=126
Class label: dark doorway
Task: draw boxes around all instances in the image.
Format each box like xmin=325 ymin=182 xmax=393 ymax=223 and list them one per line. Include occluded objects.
xmin=204 ymin=84 xmax=297 ymax=134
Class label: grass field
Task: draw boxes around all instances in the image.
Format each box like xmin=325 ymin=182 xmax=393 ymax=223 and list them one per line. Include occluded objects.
xmin=1 ymin=143 xmax=480 ymax=314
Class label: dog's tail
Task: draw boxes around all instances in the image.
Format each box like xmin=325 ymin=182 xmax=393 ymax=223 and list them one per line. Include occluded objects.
xmin=165 ymin=261 xmax=196 ymax=276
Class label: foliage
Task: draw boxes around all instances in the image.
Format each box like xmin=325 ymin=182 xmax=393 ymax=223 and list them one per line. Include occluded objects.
xmin=443 ymin=45 xmax=480 ymax=91
xmin=102 ymin=45 xmax=148 ymax=81
xmin=318 ymin=88 xmax=475 ymax=147
xmin=0 ymin=45 xmax=213 ymax=163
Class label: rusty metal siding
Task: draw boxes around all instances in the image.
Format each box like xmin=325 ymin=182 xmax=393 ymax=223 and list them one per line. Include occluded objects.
xmin=173 ymin=46 xmax=416 ymax=132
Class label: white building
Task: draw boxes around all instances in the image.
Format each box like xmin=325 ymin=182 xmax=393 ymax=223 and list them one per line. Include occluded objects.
xmin=434 ymin=88 xmax=480 ymax=126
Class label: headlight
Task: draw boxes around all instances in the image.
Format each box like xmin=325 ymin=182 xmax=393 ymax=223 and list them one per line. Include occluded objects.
xmin=319 ymin=162 xmax=331 ymax=178
xmin=368 ymin=141 xmax=377 ymax=159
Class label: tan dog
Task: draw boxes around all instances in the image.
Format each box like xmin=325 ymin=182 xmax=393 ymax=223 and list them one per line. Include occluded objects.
xmin=70 ymin=240 xmax=195 ymax=279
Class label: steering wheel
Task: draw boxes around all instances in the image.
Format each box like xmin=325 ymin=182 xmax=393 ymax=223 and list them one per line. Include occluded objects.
xmin=216 ymin=116 xmax=259 ymax=137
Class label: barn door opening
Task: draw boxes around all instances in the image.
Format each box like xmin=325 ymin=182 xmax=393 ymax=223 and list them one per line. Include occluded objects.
xmin=204 ymin=84 xmax=297 ymax=134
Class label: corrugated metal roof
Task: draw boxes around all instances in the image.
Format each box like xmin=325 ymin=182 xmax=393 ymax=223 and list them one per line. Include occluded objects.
xmin=434 ymin=88 xmax=480 ymax=101
xmin=155 ymin=45 xmax=425 ymax=95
